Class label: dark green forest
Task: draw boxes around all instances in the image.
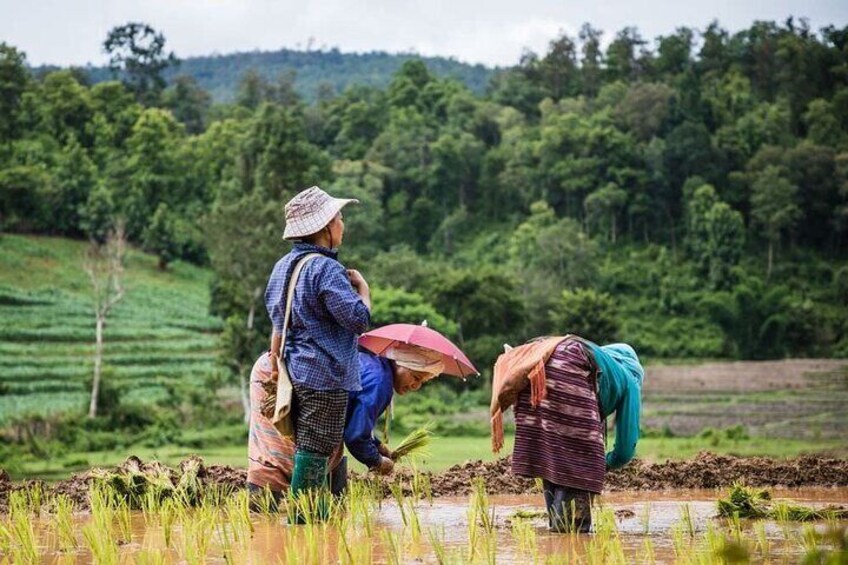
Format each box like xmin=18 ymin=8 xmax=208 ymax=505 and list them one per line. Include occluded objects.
xmin=2 ymin=17 xmax=848 ymax=390
xmin=38 ymin=47 xmax=496 ymax=103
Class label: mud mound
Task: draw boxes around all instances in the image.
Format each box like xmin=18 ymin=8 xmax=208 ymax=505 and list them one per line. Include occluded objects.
xmin=369 ymin=452 xmax=848 ymax=497
xmin=2 ymin=452 xmax=846 ymax=511
xmin=605 ymin=451 xmax=848 ymax=491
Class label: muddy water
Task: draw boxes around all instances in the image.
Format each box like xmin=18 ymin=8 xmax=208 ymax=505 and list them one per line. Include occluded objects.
xmin=31 ymin=488 xmax=848 ymax=564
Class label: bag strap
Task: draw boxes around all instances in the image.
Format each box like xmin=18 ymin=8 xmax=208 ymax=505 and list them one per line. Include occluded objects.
xmin=278 ymin=253 xmax=323 ymax=359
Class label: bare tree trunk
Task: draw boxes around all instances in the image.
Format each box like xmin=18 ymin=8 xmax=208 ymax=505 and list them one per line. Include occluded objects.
xmin=88 ymin=316 xmax=104 ymax=418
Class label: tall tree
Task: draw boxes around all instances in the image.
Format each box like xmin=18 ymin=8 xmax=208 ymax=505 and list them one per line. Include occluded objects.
xmin=750 ymin=165 xmax=801 ymax=278
xmin=84 ymin=222 xmax=127 ymax=418
xmin=0 ymin=43 xmax=29 ymax=144
xmin=206 ymin=194 xmax=281 ymax=421
xmin=103 ymin=22 xmax=178 ymax=105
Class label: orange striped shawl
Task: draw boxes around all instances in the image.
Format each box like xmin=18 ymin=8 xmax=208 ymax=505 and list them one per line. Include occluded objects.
xmin=490 ymin=336 xmax=568 ymax=453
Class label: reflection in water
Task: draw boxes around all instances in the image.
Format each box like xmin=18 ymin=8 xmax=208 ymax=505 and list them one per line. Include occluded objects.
xmin=29 ymin=488 xmax=848 ymax=564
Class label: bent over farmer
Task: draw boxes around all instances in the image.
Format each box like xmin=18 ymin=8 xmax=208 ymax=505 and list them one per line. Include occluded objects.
xmin=247 ymin=344 xmax=444 ymax=505
xmin=490 ymin=335 xmax=644 ymax=533
xmin=264 ymin=186 xmax=371 ymax=520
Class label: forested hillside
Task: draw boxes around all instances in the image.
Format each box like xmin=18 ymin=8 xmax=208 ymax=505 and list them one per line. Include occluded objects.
xmin=2 ymin=17 xmax=848 ymax=399
xmin=38 ymin=48 xmax=496 ymax=102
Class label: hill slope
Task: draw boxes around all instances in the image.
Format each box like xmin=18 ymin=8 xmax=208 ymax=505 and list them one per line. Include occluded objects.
xmin=70 ymin=48 xmax=498 ymax=102
xmin=0 ymin=235 xmax=221 ymax=424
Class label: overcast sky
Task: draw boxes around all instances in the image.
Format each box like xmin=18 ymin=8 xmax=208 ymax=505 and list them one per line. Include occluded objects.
xmin=2 ymin=0 xmax=847 ymax=68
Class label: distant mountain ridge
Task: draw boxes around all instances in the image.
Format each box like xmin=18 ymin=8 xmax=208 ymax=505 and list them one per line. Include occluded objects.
xmin=45 ymin=48 xmax=499 ymax=102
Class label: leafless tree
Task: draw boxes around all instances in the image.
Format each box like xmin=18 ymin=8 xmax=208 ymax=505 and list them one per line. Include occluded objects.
xmin=83 ymin=222 xmax=127 ymax=418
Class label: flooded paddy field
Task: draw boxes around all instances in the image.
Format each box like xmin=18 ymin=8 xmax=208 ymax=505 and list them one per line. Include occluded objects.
xmin=2 ymin=455 xmax=848 ymax=563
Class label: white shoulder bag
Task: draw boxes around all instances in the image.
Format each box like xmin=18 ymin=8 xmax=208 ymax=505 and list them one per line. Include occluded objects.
xmin=272 ymin=252 xmax=322 ymax=437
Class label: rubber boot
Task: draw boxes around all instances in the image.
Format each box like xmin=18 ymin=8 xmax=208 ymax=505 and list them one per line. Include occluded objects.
xmin=289 ymin=450 xmax=329 ymax=524
xmin=543 ymin=480 xmax=592 ymax=533
xmin=329 ymin=456 xmax=348 ymax=497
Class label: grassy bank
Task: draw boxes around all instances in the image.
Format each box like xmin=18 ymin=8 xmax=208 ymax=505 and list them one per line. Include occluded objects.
xmin=0 ymin=234 xmax=222 ymax=424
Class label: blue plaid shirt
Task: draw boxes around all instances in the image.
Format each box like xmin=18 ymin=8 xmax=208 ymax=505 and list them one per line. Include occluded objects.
xmin=265 ymin=243 xmax=370 ymax=392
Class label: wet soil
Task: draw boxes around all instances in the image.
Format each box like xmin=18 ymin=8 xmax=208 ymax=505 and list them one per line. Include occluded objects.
xmin=2 ymin=451 xmax=846 ymax=512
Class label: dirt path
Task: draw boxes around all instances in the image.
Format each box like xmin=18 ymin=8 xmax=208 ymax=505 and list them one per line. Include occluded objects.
xmin=3 ymin=452 xmax=848 ymax=511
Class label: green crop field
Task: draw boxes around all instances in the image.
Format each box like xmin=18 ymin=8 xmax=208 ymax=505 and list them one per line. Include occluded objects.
xmin=0 ymin=235 xmax=223 ymax=424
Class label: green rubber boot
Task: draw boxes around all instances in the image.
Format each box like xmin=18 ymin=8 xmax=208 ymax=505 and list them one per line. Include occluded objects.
xmin=289 ymin=450 xmax=329 ymax=524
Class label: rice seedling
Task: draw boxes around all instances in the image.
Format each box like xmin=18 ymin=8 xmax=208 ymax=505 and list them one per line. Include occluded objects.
xmin=82 ymin=522 xmax=119 ymax=564
xmin=389 ymin=481 xmax=408 ymax=526
xmin=52 ymin=494 xmax=78 ymax=552
xmin=680 ymin=502 xmax=695 ymax=537
xmin=405 ymin=498 xmax=423 ymax=547
xmin=382 ymin=528 xmax=403 ymax=565
xmin=160 ymin=498 xmax=178 ymax=548
xmin=410 ymin=466 xmax=433 ymax=504
xmin=640 ymin=537 xmax=655 ymax=564
xmin=753 ymin=520 xmax=770 ymax=559
xmin=640 ymin=502 xmax=651 ymax=535
xmin=391 ymin=425 xmax=434 ymax=463
xmin=135 ymin=549 xmax=168 ymax=565
xmin=251 ymin=484 xmax=279 ymax=515
xmin=511 ymin=517 xmax=537 ymax=555
xmin=26 ymin=481 xmax=43 ymax=516
xmin=8 ymin=490 xmax=39 ymax=564
xmin=0 ymin=519 xmax=12 ymax=556
xmin=179 ymin=508 xmax=213 ymax=565
xmin=427 ymin=526 xmax=448 ymax=565
xmin=115 ymin=499 xmax=133 ymax=545
xmin=226 ymin=489 xmax=255 ymax=543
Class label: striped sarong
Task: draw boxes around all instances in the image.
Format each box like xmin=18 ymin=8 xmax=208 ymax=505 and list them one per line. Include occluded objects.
xmin=247 ymin=353 xmax=343 ymax=492
xmin=511 ymin=339 xmax=605 ymax=494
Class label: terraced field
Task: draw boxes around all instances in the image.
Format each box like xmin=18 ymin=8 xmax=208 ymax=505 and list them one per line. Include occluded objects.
xmin=0 ymin=235 xmax=222 ymax=424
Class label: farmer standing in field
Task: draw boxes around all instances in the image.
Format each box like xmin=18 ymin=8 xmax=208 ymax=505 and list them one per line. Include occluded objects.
xmin=247 ymin=342 xmax=445 ymax=505
xmin=491 ymin=336 xmax=644 ymax=533
xmin=263 ymin=186 xmax=371 ymax=518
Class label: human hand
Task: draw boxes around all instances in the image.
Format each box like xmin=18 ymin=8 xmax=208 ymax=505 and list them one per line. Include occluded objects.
xmin=377 ymin=443 xmax=394 ymax=460
xmin=373 ymin=456 xmax=394 ymax=475
xmin=346 ymin=269 xmax=369 ymax=290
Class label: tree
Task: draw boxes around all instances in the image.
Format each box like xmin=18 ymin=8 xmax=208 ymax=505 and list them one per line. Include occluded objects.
xmin=103 ymin=22 xmax=178 ymax=105
xmin=578 ymin=24 xmax=604 ymax=97
xmin=205 ymin=193 xmax=282 ymax=421
xmin=614 ymin=82 xmax=675 ymax=141
xmin=549 ymin=288 xmax=620 ymax=343
xmin=142 ymin=203 xmax=182 ymax=269
xmin=84 ymin=222 xmax=127 ymax=418
xmin=584 ymin=182 xmax=627 ymax=242
xmin=538 ymin=32 xmax=579 ymax=100
xmin=163 ymin=75 xmax=211 ymax=134
xmin=369 ymin=287 xmax=457 ymax=337
xmin=750 ymin=165 xmax=801 ymax=278
xmin=0 ymin=43 xmax=29 ymax=143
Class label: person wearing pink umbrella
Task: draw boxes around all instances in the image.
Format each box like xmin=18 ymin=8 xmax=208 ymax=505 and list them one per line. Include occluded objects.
xmin=247 ymin=342 xmax=444 ymax=506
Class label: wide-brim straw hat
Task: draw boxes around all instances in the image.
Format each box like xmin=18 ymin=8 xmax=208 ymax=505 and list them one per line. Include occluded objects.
xmin=283 ymin=186 xmax=359 ymax=240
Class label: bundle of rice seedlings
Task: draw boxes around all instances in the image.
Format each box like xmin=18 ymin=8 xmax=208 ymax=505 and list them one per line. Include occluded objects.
xmin=390 ymin=426 xmax=433 ymax=463
xmin=717 ymin=484 xmax=770 ymax=519
xmin=175 ymin=457 xmax=204 ymax=506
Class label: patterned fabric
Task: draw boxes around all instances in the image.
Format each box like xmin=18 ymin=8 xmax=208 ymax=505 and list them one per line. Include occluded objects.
xmin=345 ymin=352 xmax=394 ymax=468
xmin=512 ymin=339 xmax=606 ymax=494
xmin=247 ymin=353 xmax=343 ymax=492
xmin=283 ymin=186 xmax=358 ymax=240
xmin=264 ymin=242 xmax=370 ymax=392
xmin=292 ymin=381 xmax=348 ymax=456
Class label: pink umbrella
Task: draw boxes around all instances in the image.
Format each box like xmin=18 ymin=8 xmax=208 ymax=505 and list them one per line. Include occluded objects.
xmin=359 ymin=324 xmax=479 ymax=378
